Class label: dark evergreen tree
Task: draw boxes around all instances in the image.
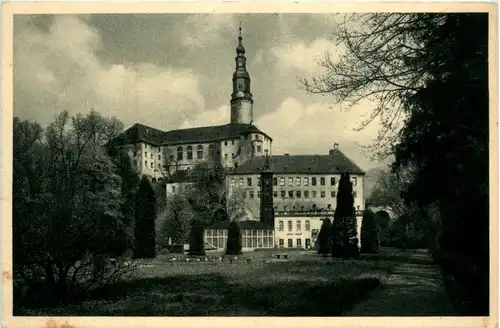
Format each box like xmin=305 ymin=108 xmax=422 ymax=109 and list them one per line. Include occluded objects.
xmin=189 ymin=219 xmax=206 ymax=256
xmin=360 ymin=210 xmax=380 ymax=254
xmin=226 ymin=221 xmax=242 ymax=255
xmin=317 ymin=218 xmax=332 ymax=256
xmin=333 ymin=172 xmax=358 ymax=258
xmin=134 ymin=176 xmax=157 ymax=258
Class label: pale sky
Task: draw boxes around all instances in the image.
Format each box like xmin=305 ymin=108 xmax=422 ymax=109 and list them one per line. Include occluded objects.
xmin=13 ymin=14 xmax=388 ymax=171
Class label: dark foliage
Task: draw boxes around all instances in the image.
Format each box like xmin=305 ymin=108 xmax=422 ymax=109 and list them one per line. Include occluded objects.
xmin=226 ymin=221 xmax=243 ymax=255
xmin=134 ymin=176 xmax=157 ymax=259
xmin=332 ymin=172 xmax=358 ymax=258
xmin=360 ymin=210 xmax=380 ymax=254
xmin=189 ymin=219 xmax=206 ymax=256
xmin=317 ymin=218 xmax=332 ymax=255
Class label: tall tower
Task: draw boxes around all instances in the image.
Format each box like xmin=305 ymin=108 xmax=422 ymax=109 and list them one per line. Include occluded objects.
xmin=230 ymin=23 xmax=254 ymax=125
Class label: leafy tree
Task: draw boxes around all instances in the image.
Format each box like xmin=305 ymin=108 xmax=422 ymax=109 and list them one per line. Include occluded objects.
xmin=13 ymin=111 xmax=133 ymax=308
xmin=226 ymin=221 xmax=243 ymax=255
xmin=134 ymin=176 xmax=157 ymax=258
xmin=158 ymin=193 xmax=192 ymax=248
xmin=333 ymin=172 xmax=358 ymax=258
xmin=304 ymin=13 xmax=488 ymax=313
xmin=188 ymin=163 xmax=229 ymax=226
xmin=317 ymin=218 xmax=332 ymax=256
xmin=188 ymin=219 xmax=206 ymax=256
xmin=360 ymin=210 xmax=380 ymax=253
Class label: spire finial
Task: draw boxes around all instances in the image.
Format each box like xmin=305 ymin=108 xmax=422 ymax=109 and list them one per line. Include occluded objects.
xmin=236 ymin=21 xmax=245 ymax=55
xmin=239 ymin=21 xmax=242 ymax=38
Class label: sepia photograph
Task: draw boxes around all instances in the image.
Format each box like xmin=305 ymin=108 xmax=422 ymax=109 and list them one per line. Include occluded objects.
xmin=2 ymin=2 xmax=497 ymax=326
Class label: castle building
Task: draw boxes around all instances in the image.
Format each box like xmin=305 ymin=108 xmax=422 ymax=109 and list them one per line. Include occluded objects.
xmin=113 ymin=27 xmax=366 ymax=251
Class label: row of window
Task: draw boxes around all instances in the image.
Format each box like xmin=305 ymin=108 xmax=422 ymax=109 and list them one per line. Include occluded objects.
xmin=278 ymin=220 xmax=311 ymax=232
xmin=176 ymin=145 xmax=215 ymax=161
xmin=278 ymin=238 xmax=311 ymax=248
xmin=230 ymin=176 xmax=358 ymax=187
xmin=144 ymin=144 xmax=161 ymax=152
xmin=241 ymin=189 xmax=357 ymax=199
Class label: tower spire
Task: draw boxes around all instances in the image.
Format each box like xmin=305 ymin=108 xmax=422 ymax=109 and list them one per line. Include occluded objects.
xmin=230 ymin=22 xmax=253 ymax=124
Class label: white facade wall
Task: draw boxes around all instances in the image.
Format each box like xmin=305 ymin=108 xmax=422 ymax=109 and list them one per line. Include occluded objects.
xmin=274 ymin=215 xmax=362 ymax=249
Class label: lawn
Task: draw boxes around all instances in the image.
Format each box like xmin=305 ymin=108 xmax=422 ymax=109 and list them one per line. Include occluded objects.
xmin=17 ymin=249 xmax=407 ymax=316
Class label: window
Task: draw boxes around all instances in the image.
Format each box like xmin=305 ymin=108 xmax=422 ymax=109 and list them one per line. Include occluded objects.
xmin=257 ymin=145 xmax=262 ymax=152
xmin=150 ymin=162 xmax=153 ymax=168
xmin=331 ymin=191 xmax=336 ymax=197
xmin=231 ymin=153 xmax=234 ymax=158
xmin=296 ymin=221 xmax=302 ymax=231
xmin=288 ymin=177 xmax=293 ymax=186
xmin=133 ymin=151 xmax=137 ymax=157
xmin=304 ymin=190 xmax=309 ymax=198
xmin=247 ymin=177 xmax=252 ymax=186
xmin=169 ymin=155 xmax=174 ymax=161
xmin=242 ymin=191 xmax=247 ymax=199
xmin=145 ymin=151 xmax=148 ymax=157
xmin=255 ymin=135 xmax=260 ymax=140
xmin=187 ymin=146 xmax=193 ymax=160
xmin=312 ymin=177 xmax=317 ymax=186
xmin=158 ymin=154 xmax=161 ymax=160
xmin=292 ymin=206 xmax=296 ymax=211
xmin=239 ymin=178 xmax=244 ymax=186
xmin=327 ymin=204 xmax=332 ymax=209
xmin=321 ymin=191 xmax=326 ymax=198
xmin=288 ymin=239 xmax=293 ymax=248
xmin=273 ymin=177 xmax=277 ymax=186
xmin=197 ymin=145 xmax=203 ymax=159
xmin=296 ymin=191 xmax=301 ymax=198
xmin=158 ymin=163 xmax=161 ymax=168
xmin=352 ymin=177 xmax=357 ymax=186
xmin=331 ymin=177 xmax=336 ymax=185
xmin=208 ymin=144 xmax=215 ymax=158
xmin=273 ymin=191 xmax=278 ymax=198
xmin=230 ymin=178 xmax=236 ymax=186
xmin=312 ymin=191 xmax=317 ymax=198
xmin=150 ymin=153 xmax=153 ymax=159
xmin=257 ymin=178 xmax=261 ymax=186
xmin=249 ymin=191 xmax=254 ymax=198
xmin=296 ymin=177 xmax=301 ymax=186
xmin=172 ymin=186 xmax=176 ymax=193
xmin=280 ymin=190 xmax=286 ymax=198
xmin=305 ymin=220 xmax=310 ymax=231
xmin=224 ymin=154 xmax=228 ymax=160
xmin=279 ymin=221 xmax=284 ymax=232
xmin=234 ymin=162 xmax=238 ymax=168
xmin=145 ymin=160 xmax=148 ymax=167
xmin=288 ymin=191 xmax=293 ymax=198
xmin=280 ymin=177 xmax=285 ymax=186
xmin=320 ymin=177 xmax=325 ymax=185
xmin=224 ymin=141 xmax=228 ymax=146
xmin=279 ymin=239 xmax=284 ymax=248
xmin=353 ymin=191 xmax=357 ymax=197
xmin=232 ymin=140 xmax=234 ymax=145
xmin=304 ymin=177 xmax=309 ymax=186
xmin=177 ymin=146 xmax=183 ymax=160
xmin=257 ymin=191 xmax=261 ymax=198
xmin=288 ymin=221 xmax=293 ymax=231
xmin=297 ymin=239 xmax=302 ymax=247
xmin=158 ymin=147 xmax=161 ymax=152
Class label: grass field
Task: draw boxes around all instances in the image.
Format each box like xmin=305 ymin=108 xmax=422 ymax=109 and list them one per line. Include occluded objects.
xmin=18 ymin=249 xmax=408 ymax=316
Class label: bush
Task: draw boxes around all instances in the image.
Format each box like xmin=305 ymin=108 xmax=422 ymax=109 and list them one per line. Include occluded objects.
xmin=226 ymin=221 xmax=242 ymax=255
xmin=188 ymin=219 xmax=206 ymax=256
xmin=318 ymin=218 xmax=332 ymax=255
xmin=361 ymin=210 xmax=380 ymax=253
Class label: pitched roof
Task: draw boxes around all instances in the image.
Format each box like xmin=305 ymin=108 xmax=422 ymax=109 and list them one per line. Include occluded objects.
xmin=113 ymin=123 xmax=272 ymax=147
xmin=229 ymin=150 xmax=365 ymax=175
xmin=208 ymin=220 xmax=273 ymax=230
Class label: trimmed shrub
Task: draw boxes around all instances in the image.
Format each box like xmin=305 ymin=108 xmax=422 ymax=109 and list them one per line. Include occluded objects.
xmin=134 ymin=176 xmax=157 ymax=259
xmin=188 ymin=219 xmax=206 ymax=256
xmin=333 ymin=172 xmax=358 ymax=258
xmin=317 ymin=218 xmax=332 ymax=255
xmin=361 ymin=210 xmax=380 ymax=254
xmin=226 ymin=221 xmax=243 ymax=255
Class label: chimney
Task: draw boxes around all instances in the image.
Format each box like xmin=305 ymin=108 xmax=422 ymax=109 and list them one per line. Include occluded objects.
xmin=284 ymin=153 xmax=290 ymax=156
xmin=329 ymin=143 xmax=339 ymax=155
